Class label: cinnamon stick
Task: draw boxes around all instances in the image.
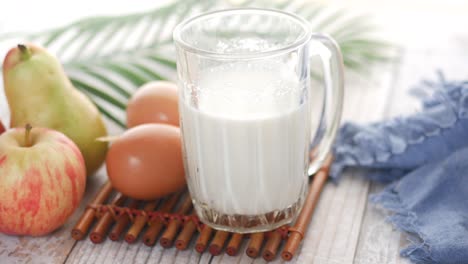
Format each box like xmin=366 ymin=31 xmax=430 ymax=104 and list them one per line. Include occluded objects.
xmin=175 ymin=211 xmax=197 ymax=250
xmin=125 ymin=200 xmax=159 ymax=243
xmin=143 ymin=192 xmax=182 ymax=246
xmin=262 ymin=231 xmax=282 ymax=261
xmin=281 ymin=155 xmax=332 ymax=261
xmin=226 ymin=233 xmax=243 ymax=256
xmin=209 ymin=230 xmax=229 ymax=256
xmin=160 ymin=195 xmax=192 ymax=248
xmin=195 ymin=225 xmax=213 ymax=253
xmin=89 ymin=194 xmax=126 ymax=243
xmin=71 ymin=181 xmax=113 ymax=240
xmin=246 ymin=232 xmax=265 ymax=258
xmin=109 ymin=200 xmax=139 ymax=241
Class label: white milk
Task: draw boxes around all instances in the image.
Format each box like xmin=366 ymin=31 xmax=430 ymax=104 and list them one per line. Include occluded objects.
xmin=180 ymin=62 xmax=310 ymax=215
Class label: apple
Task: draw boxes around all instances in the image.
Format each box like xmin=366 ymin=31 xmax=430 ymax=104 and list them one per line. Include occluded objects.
xmin=0 ymin=125 xmax=86 ymax=236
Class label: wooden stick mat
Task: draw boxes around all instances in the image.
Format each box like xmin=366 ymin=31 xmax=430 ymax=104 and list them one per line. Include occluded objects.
xmin=71 ymin=156 xmax=332 ymax=261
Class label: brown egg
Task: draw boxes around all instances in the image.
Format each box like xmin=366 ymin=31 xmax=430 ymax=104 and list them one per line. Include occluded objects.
xmin=126 ymin=81 xmax=179 ymax=128
xmin=106 ymin=124 xmax=185 ymax=200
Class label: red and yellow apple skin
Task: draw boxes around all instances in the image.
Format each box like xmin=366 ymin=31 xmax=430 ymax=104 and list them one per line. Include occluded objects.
xmin=0 ymin=127 xmax=86 ymax=236
xmin=0 ymin=120 xmax=5 ymax=134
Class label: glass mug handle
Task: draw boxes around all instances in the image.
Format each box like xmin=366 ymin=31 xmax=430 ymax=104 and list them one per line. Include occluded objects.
xmin=307 ymin=33 xmax=345 ymax=176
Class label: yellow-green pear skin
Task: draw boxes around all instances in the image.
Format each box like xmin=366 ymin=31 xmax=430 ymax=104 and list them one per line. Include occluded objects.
xmin=3 ymin=44 xmax=108 ymax=175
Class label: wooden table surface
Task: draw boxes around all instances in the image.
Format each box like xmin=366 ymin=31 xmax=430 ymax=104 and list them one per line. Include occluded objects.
xmin=1 ymin=4 xmax=468 ymax=264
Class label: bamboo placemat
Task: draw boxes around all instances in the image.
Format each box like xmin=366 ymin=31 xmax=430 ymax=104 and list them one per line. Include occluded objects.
xmin=71 ymin=156 xmax=332 ymax=262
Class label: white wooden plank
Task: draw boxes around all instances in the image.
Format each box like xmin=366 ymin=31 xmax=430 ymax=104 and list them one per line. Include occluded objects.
xmin=159 ymin=248 xmax=179 ymax=264
xmin=353 ymin=183 xmax=404 ymax=264
xmin=186 ymin=237 xmax=203 ymax=264
xmin=173 ymin=238 xmax=201 ymax=264
xmin=66 ymin=225 xmax=188 ymax=264
xmin=295 ymin=63 xmax=395 ymax=264
xmin=198 ymin=253 xmax=213 ymax=264
xmin=145 ymin=245 xmax=168 ymax=264
xmin=329 ymin=172 xmax=372 ymax=263
xmin=94 ymin=237 xmax=128 ymax=263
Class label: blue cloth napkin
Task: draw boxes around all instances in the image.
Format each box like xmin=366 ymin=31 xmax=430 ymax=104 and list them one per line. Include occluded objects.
xmin=331 ymin=72 xmax=468 ymax=264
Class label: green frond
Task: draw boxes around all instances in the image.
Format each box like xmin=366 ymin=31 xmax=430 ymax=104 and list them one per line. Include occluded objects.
xmin=0 ymin=0 xmax=393 ymax=128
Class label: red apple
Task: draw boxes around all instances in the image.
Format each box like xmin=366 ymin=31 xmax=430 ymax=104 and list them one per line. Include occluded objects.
xmin=0 ymin=125 xmax=86 ymax=236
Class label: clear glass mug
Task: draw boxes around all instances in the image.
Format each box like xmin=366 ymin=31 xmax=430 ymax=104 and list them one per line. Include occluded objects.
xmin=173 ymin=8 xmax=344 ymax=233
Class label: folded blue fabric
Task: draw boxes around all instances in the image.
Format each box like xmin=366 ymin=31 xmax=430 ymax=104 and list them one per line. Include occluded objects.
xmin=331 ymin=72 xmax=468 ymax=180
xmin=372 ymin=148 xmax=468 ymax=264
xmin=331 ymin=72 xmax=468 ymax=264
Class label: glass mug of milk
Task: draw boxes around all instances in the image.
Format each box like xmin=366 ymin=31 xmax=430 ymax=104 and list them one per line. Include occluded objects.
xmin=173 ymin=8 xmax=343 ymax=233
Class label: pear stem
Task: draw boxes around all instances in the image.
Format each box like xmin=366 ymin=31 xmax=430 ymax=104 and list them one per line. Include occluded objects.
xmin=24 ymin=124 xmax=32 ymax=147
xmin=18 ymin=44 xmax=31 ymax=60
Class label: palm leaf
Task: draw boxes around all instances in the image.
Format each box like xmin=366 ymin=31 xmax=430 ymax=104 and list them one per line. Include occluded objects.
xmin=0 ymin=0 xmax=392 ymax=129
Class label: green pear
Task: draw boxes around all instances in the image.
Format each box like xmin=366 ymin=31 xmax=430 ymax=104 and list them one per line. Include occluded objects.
xmin=3 ymin=43 xmax=108 ymax=175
